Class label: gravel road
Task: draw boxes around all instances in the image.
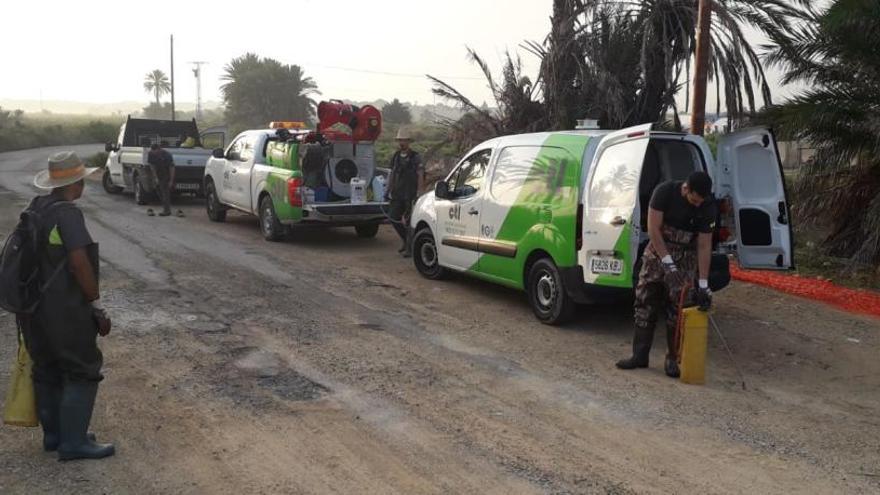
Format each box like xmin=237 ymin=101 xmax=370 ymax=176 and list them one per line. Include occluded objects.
xmin=1 ymin=145 xmax=878 ymax=494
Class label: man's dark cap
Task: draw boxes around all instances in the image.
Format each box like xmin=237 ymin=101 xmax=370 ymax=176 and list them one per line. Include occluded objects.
xmin=686 ymin=171 xmax=712 ymax=198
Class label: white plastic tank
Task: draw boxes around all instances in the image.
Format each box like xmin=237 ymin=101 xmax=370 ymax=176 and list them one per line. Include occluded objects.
xmin=372 ymin=175 xmax=386 ymax=202
xmin=350 ymin=177 xmax=367 ymax=204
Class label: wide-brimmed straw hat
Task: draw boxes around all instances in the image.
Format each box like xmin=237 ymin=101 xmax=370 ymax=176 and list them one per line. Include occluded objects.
xmin=395 ymin=128 xmax=414 ymax=141
xmin=34 ymin=151 xmax=99 ymax=189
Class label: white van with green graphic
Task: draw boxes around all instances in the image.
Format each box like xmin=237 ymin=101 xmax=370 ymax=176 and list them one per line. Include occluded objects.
xmin=409 ymin=124 xmax=793 ymax=324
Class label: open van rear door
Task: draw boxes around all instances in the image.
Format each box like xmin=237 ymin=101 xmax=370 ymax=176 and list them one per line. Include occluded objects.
xmin=716 ymin=128 xmax=793 ymax=269
xmin=580 ymin=123 xmax=653 ymax=287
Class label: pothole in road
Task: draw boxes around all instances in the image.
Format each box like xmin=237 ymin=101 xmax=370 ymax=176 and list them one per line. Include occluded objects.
xmin=215 ymin=347 xmax=329 ymax=407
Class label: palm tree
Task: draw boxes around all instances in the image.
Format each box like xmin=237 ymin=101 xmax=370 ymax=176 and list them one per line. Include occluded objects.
xmin=220 ymin=53 xmax=319 ymax=132
xmin=143 ymin=70 xmax=171 ymax=107
xmin=532 ymin=0 xmax=813 ymax=130
xmin=428 ymin=49 xmax=544 ymax=152
xmin=762 ymin=1 xmax=880 ymax=266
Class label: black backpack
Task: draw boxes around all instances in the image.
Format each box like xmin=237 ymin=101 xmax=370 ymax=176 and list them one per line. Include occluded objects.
xmin=0 ymin=200 xmax=72 ymax=314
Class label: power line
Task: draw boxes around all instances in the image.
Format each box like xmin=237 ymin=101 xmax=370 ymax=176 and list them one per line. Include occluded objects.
xmin=299 ymin=62 xmax=484 ymax=81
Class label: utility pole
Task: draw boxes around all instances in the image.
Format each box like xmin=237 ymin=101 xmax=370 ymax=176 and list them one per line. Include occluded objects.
xmin=170 ymin=34 xmax=176 ymax=121
xmin=689 ymin=0 xmax=712 ymax=136
xmin=190 ymin=61 xmax=207 ymax=120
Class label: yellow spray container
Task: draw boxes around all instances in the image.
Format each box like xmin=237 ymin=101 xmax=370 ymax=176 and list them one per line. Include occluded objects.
xmin=678 ymin=307 xmax=709 ymax=385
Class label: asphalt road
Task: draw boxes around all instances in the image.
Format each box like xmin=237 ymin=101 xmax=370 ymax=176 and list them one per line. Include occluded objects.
xmin=1 ymin=145 xmax=878 ymax=494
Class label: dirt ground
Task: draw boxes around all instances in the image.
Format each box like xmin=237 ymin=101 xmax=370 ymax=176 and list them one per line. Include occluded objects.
xmin=1 ymin=145 xmax=878 ymax=494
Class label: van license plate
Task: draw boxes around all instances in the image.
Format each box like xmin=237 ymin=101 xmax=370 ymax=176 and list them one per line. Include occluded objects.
xmin=176 ymin=183 xmax=199 ymax=191
xmin=591 ymin=257 xmax=623 ymax=275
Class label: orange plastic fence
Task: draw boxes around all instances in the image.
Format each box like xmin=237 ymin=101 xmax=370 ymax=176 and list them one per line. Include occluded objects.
xmin=730 ymin=264 xmax=880 ymax=318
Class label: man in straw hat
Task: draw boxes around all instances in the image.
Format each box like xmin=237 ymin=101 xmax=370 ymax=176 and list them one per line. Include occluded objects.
xmin=385 ymin=128 xmax=423 ymax=258
xmin=22 ymin=151 xmax=115 ymax=460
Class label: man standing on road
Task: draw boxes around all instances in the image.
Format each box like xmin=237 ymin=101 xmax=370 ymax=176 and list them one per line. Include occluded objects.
xmin=20 ymin=151 xmax=115 ymax=460
xmin=146 ymin=143 xmax=179 ymax=217
xmin=385 ymin=129 xmax=423 ymax=258
xmin=616 ymin=171 xmax=716 ymax=378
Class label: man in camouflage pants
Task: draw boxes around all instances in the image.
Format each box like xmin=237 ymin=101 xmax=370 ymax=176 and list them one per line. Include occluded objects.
xmin=617 ymin=172 xmax=716 ymax=377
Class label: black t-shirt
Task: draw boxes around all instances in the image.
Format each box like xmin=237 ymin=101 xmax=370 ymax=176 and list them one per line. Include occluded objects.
xmin=147 ymin=149 xmax=174 ymax=180
xmin=389 ymin=150 xmax=422 ymax=201
xmin=649 ymin=180 xmax=717 ymax=234
xmin=33 ymin=194 xmax=93 ymax=252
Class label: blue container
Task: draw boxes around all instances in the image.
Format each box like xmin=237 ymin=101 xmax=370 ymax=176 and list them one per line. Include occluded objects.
xmin=314 ymin=187 xmax=331 ymax=202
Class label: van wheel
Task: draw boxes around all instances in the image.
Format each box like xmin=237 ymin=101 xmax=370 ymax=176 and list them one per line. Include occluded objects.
xmin=355 ymin=223 xmax=380 ymax=238
xmin=527 ymin=258 xmax=575 ymax=325
xmin=133 ymin=173 xmax=148 ymax=205
xmin=413 ymin=228 xmax=447 ymax=280
xmin=205 ymin=180 xmax=227 ymax=222
xmin=102 ymin=169 xmax=122 ymax=194
xmin=259 ymin=195 xmax=284 ymax=242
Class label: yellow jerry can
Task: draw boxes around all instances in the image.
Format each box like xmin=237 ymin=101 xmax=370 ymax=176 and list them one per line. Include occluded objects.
xmin=679 ymin=307 xmax=709 ymax=385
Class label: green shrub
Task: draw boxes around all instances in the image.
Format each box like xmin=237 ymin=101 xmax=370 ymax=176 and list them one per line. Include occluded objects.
xmin=0 ymin=112 xmax=123 ymax=153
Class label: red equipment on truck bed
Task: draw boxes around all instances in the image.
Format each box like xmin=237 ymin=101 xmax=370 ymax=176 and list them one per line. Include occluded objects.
xmin=317 ymin=100 xmax=382 ymax=141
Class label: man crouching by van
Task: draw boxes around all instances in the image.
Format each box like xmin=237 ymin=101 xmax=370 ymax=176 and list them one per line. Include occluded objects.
xmin=616 ymin=171 xmax=716 ymax=378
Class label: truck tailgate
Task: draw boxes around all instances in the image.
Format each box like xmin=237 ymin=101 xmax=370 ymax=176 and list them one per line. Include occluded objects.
xmin=302 ymin=202 xmax=389 ymax=222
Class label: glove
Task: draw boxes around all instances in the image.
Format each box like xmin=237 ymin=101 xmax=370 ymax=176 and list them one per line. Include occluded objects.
xmin=695 ymin=279 xmax=713 ymax=311
xmin=661 ymin=255 xmax=687 ymax=287
xmin=91 ymin=300 xmax=112 ymax=336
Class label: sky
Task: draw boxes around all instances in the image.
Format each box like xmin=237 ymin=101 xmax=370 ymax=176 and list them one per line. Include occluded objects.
xmin=0 ymin=0 xmax=810 ymax=113
xmin=0 ymin=0 xmax=550 ymax=108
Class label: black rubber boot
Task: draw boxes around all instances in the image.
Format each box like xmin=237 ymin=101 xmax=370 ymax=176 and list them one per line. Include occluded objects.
xmin=616 ymin=325 xmax=654 ymax=370
xmin=665 ymin=356 xmax=681 ymax=378
xmin=57 ymin=382 xmax=115 ymax=461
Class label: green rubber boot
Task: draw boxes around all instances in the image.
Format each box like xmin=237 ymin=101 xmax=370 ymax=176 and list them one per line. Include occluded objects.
xmin=34 ymin=380 xmax=62 ymax=451
xmin=57 ymin=382 xmax=115 ymax=461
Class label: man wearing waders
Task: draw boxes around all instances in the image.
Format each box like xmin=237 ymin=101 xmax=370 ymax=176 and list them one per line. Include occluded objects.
xmin=616 ymin=171 xmax=716 ymax=377
xmin=21 ymin=151 xmax=115 ymax=460
xmin=385 ymin=129 xmax=423 ymax=258
xmin=146 ymin=142 xmax=178 ymax=217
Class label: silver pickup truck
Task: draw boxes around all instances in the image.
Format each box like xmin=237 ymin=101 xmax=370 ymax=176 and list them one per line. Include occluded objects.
xmin=102 ymin=117 xmax=225 ymax=205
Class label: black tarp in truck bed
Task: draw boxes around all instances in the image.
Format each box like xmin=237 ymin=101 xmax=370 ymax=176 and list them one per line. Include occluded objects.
xmin=122 ymin=117 xmax=201 ymax=147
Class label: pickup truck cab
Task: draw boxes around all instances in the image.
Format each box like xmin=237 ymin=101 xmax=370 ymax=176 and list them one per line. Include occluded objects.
xmin=203 ymin=127 xmax=388 ymax=240
xmin=103 ymin=117 xmax=222 ymax=204
xmin=409 ymin=124 xmax=793 ymax=324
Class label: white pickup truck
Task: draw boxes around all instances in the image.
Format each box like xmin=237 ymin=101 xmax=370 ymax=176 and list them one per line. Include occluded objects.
xmin=102 ymin=117 xmax=225 ymax=205
xmin=203 ymin=127 xmax=389 ymax=240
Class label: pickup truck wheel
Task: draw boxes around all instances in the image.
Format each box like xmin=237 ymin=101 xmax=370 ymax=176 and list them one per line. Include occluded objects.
xmin=413 ymin=228 xmax=447 ymax=280
xmin=354 ymin=223 xmax=380 ymax=238
xmin=527 ymin=258 xmax=576 ymax=325
xmin=133 ymin=173 xmax=149 ymax=205
xmin=259 ymin=196 xmax=285 ymax=242
xmin=205 ymin=181 xmax=226 ymax=222
xmin=102 ymin=169 xmax=122 ymax=194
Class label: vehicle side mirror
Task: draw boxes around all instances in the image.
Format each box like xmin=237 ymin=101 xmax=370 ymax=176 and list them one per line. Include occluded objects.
xmin=435 ymin=181 xmax=450 ymax=199
xmin=212 ymin=148 xmax=225 ymax=159
xmin=105 ymin=142 xmax=116 ymax=153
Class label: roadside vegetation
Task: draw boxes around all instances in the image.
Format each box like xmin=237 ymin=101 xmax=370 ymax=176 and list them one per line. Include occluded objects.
xmin=0 ymin=109 xmax=121 ymax=153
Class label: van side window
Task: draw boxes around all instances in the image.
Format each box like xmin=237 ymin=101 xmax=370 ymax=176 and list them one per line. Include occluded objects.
xmin=491 ymin=146 xmax=573 ymax=203
xmin=448 ymin=149 xmax=491 ymax=198
xmin=588 ymin=140 xmax=645 ymax=212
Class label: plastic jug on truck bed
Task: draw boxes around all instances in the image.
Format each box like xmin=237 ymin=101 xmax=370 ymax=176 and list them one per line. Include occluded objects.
xmin=350 ymin=178 xmax=367 ymax=204
xmin=372 ymin=176 xmax=386 ymax=202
